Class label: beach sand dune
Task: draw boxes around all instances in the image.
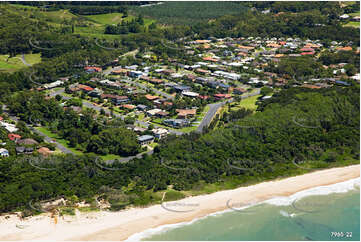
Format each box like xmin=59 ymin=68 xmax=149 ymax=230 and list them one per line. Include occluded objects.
xmin=0 ymin=164 xmax=359 ymax=241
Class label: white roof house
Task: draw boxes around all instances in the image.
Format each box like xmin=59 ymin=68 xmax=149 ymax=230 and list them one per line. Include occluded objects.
xmin=43 ymin=80 xmax=64 ymax=89
xmin=0 ymin=148 xmax=9 ymax=157
xmin=182 ymin=91 xmax=199 ymax=98
xmin=0 ymin=121 xmax=18 ymax=133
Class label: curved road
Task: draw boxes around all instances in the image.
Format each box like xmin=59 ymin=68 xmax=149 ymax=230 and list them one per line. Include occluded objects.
xmin=7 ymin=114 xmax=74 ymax=155
xmin=21 ymin=54 xmax=32 ymax=67
xmin=196 ymin=88 xmax=261 ymax=133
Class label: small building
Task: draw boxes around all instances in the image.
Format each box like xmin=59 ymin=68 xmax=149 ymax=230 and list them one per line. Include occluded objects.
xmin=16 ymin=138 xmax=39 ymax=146
xmin=43 ymin=80 xmax=64 ymax=89
xmin=233 ymin=87 xmax=246 ymax=95
xmin=138 ymin=135 xmax=155 ymax=145
xmin=147 ymin=108 xmax=162 ymax=116
xmin=128 ymin=70 xmax=144 ymax=78
xmin=136 ymin=104 xmax=148 ymax=111
xmin=37 ymin=147 xmax=53 ymax=157
xmin=1 ymin=121 xmax=18 ymax=133
xmin=173 ymin=85 xmax=191 ymax=93
xmin=84 ymin=66 xmax=102 ymax=73
xmin=0 ymin=148 xmax=9 ymax=157
xmin=182 ymin=91 xmax=199 ymax=98
xmin=145 ymin=94 xmax=160 ymax=101
xmin=8 ymin=133 xmax=21 ymax=141
xmin=214 ymin=93 xmax=232 ymax=100
xmin=176 ymin=109 xmax=197 ymax=119
xmin=16 ymin=146 xmax=34 ymax=155
xmin=152 ymin=128 xmax=169 ymax=139
xmin=155 ymin=111 xmax=169 ymax=118
xmin=101 ymin=94 xmax=129 ymax=105
xmin=163 ymin=119 xmax=190 ymax=128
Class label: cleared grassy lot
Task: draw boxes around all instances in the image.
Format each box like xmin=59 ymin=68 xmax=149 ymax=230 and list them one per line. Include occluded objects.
xmin=343 ymin=21 xmax=360 ymax=28
xmin=0 ymin=54 xmax=41 ymax=72
xmin=233 ymin=94 xmax=262 ymax=111
xmin=36 ymin=126 xmax=83 ymax=155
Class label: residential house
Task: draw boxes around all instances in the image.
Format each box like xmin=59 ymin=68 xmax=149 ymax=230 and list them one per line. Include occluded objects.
xmin=145 ymin=94 xmax=159 ymax=101
xmin=128 ymin=70 xmax=144 ymax=78
xmin=136 ymin=104 xmax=148 ymax=111
xmin=101 ymin=94 xmax=129 ymax=105
xmin=16 ymin=146 xmax=34 ymax=154
xmin=0 ymin=148 xmax=9 ymax=157
xmin=152 ymin=128 xmax=169 ymax=139
xmin=8 ymin=133 xmax=21 ymax=142
xmin=16 ymin=138 xmax=39 ymax=146
xmin=233 ymin=87 xmax=246 ymax=95
xmin=1 ymin=122 xmax=18 ymax=133
xmin=37 ymin=147 xmax=53 ymax=157
xmin=155 ymin=111 xmax=169 ymax=118
xmin=88 ymin=88 xmax=103 ymax=97
xmin=146 ymin=108 xmax=162 ymax=116
xmin=133 ymin=126 xmax=147 ymax=134
xmin=214 ymin=93 xmax=232 ymax=100
xmin=182 ymin=91 xmax=199 ymax=98
xmin=84 ymin=66 xmax=102 ymax=73
xmin=138 ymin=135 xmax=154 ymax=145
xmin=176 ymin=109 xmax=197 ymax=119
xmin=162 ymin=69 xmax=175 ymax=76
xmin=149 ymin=78 xmax=164 ymax=85
xmin=43 ymin=80 xmax=64 ymax=89
xmin=173 ymin=85 xmax=191 ymax=93
xmin=195 ymin=68 xmax=210 ymax=75
xmin=122 ymin=104 xmax=136 ymax=110
xmin=163 ymin=119 xmax=190 ymax=128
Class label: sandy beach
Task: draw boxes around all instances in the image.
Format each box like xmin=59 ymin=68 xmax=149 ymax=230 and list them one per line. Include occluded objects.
xmin=0 ymin=164 xmax=359 ymax=241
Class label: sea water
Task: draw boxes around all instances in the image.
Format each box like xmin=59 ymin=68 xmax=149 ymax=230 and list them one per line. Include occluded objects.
xmin=132 ymin=179 xmax=360 ymax=241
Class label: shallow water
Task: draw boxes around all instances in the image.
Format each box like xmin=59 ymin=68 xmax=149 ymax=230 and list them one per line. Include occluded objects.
xmin=140 ymin=180 xmax=360 ymax=241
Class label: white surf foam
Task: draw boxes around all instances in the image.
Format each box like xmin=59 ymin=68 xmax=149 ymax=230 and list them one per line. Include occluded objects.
xmin=264 ymin=177 xmax=359 ymax=206
xmin=125 ymin=177 xmax=360 ymax=241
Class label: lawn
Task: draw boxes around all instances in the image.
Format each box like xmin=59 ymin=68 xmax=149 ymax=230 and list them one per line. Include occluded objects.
xmin=233 ymin=94 xmax=261 ymax=111
xmin=343 ymin=21 xmax=360 ymax=28
xmin=36 ymin=127 xmax=125 ymax=160
xmin=85 ymin=13 xmax=128 ymax=25
xmin=0 ymin=55 xmax=26 ymax=72
xmin=85 ymin=12 xmax=155 ymax=27
xmin=36 ymin=127 xmax=83 ymax=155
xmin=349 ymin=11 xmax=360 ymax=17
xmin=0 ymin=53 xmax=41 ymax=72
xmin=23 ymin=53 xmax=42 ymax=65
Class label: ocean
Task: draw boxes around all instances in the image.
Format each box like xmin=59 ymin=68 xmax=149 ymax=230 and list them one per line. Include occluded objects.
xmin=130 ymin=178 xmax=360 ymax=241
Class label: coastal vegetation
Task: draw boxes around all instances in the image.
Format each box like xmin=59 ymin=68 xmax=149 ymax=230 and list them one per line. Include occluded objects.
xmin=0 ymin=1 xmax=359 ymax=216
xmin=0 ymin=84 xmax=359 ymax=214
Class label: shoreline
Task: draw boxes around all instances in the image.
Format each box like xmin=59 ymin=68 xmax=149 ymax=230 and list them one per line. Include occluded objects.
xmin=0 ymin=164 xmax=359 ymax=241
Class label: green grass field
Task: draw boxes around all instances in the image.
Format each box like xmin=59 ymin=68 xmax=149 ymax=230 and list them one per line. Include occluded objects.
xmin=0 ymin=53 xmax=41 ymax=72
xmin=36 ymin=127 xmax=83 ymax=155
xmin=84 ymin=13 xmax=127 ymax=25
xmin=23 ymin=53 xmax=42 ymax=65
xmin=234 ymin=95 xmax=261 ymax=111
xmin=349 ymin=11 xmax=360 ymax=17
xmin=343 ymin=21 xmax=360 ymax=28
xmin=85 ymin=12 xmax=155 ymax=26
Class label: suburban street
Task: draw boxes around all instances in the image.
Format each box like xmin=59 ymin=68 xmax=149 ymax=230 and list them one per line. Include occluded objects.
xmin=48 ymin=87 xmax=260 ymax=136
xmin=49 ymin=89 xmax=183 ymax=135
xmin=196 ymin=88 xmax=261 ymax=133
xmin=120 ymin=78 xmax=175 ymax=100
xmin=6 ymin=113 xmax=74 ymax=155
xmin=21 ymin=53 xmax=31 ymax=67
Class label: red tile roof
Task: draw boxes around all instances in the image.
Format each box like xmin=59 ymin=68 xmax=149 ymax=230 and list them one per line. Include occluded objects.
xmin=8 ymin=133 xmax=21 ymax=141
